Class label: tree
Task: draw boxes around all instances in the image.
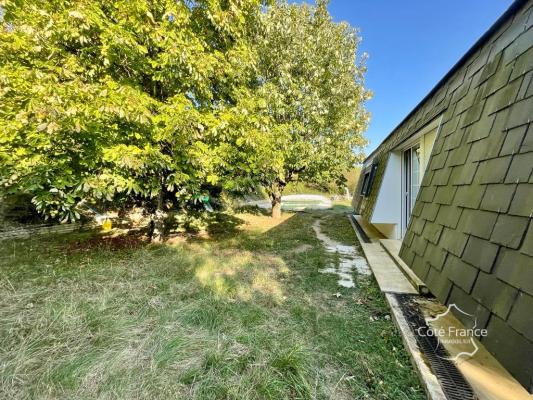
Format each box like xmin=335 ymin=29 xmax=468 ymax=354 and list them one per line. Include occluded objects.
xmin=0 ymin=0 xmax=264 ymax=240
xmin=253 ymin=0 xmax=370 ymax=218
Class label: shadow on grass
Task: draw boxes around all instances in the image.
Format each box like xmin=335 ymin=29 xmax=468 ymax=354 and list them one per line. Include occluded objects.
xmin=0 ymin=207 xmax=425 ymax=400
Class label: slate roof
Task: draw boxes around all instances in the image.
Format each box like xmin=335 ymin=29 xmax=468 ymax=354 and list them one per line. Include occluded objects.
xmin=354 ymin=0 xmax=533 ymax=392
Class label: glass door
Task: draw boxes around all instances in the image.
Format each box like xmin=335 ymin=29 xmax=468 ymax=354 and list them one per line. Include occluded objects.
xmin=403 ymin=144 xmax=421 ymax=234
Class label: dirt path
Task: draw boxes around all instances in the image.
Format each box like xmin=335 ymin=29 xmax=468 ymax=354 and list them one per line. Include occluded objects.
xmin=312 ymin=219 xmax=371 ymax=288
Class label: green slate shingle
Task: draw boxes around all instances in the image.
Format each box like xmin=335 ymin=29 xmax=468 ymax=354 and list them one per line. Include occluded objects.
xmin=447 ymin=285 xmax=490 ymax=329
xmin=509 ymin=184 xmax=533 ymax=217
xmin=490 ymin=214 xmax=530 ymax=248
xmin=480 ymin=183 xmax=516 ymax=213
xmin=505 ymin=152 xmax=533 ymax=183
xmin=520 ymin=223 xmax=533 ymax=257
xmin=500 ymin=124 xmax=529 ymax=155
xmin=476 ymin=156 xmax=513 ymax=184
xmin=494 ymin=248 xmax=533 ymax=296
xmin=458 ymin=209 xmax=498 ymax=239
xmin=482 ymin=315 xmax=533 ymax=389
xmin=463 ymin=235 xmax=500 ymax=272
xmin=471 ymin=271 xmax=517 ymax=319
xmin=444 ymin=254 xmax=479 ymax=293
xmin=454 ymin=184 xmax=486 ymax=209
xmin=507 ymin=292 xmax=533 ymax=342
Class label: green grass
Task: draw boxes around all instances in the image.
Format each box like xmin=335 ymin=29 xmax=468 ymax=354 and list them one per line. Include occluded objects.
xmin=0 ymin=210 xmax=424 ymax=399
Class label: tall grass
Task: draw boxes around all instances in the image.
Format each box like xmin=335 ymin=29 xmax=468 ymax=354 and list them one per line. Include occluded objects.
xmin=0 ymin=211 xmax=423 ymax=399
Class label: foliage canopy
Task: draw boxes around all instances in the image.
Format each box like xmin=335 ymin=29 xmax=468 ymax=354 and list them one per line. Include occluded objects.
xmin=0 ymin=0 xmax=369 ymax=225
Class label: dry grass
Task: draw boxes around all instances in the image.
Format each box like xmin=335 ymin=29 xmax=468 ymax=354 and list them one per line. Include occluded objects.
xmin=0 ymin=210 xmax=424 ymax=399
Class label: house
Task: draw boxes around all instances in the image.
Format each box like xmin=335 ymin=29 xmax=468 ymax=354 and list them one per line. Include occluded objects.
xmin=353 ymin=0 xmax=533 ymax=393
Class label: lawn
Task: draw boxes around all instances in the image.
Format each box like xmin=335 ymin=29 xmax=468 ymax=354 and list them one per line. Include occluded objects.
xmin=0 ymin=207 xmax=424 ymax=399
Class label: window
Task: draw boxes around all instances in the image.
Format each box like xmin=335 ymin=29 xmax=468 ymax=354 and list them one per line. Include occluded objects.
xmin=360 ymin=163 xmax=378 ymax=197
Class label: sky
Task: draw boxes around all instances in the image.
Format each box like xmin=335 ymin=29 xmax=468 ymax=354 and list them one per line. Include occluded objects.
xmin=297 ymin=0 xmax=514 ymax=155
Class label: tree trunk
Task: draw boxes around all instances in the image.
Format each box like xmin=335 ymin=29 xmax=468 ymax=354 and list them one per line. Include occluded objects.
xmin=271 ymin=194 xmax=282 ymax=219
xmin=149 ymin=190 xmax=165 ymax=243
xmin=270 ymin=181 xmax=284 ymax=219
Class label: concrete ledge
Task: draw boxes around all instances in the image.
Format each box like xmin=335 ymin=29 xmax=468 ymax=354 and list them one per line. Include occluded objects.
xmin=380 ymin=239 xmax=429 ymax=295
xmin=349 ymin=215 xmax=418 ymax=295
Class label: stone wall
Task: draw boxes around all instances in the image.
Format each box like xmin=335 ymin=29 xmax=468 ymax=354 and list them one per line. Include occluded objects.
xmin=0 ymin=221 xmax=98 ymax=241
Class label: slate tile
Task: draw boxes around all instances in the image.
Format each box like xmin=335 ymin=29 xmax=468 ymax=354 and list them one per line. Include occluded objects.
xmin=431 ymin=135 xmax=445 ymax=155
xmin=452 ymin=82 xmax=472 ymax=110
xmin=516 ymin=70 xmax=533 ymax=100
xmin=441 ymin=102 xmax=457 ymax=124
xmin=482 ymin=315 xmax=533 ymax=390
xmin=443 ymin=129 xmax=465 ymax=151
xmin=440 ymin=115 xmax=461 ymax=137
xmin=449 ymin=163 xmax=478 ymax=185
xmin=458 ymin=209 xmax=498 ymax=239
xmin=482 ymin=110 xmax=513 ymax=159
xmin=411 ymin=233 xmax=428 ymax=257
xmin=507 ymin=152 xmax=533 ymax=184
xmin=493 ymin=15 xmax=528 ymax=61
xmin=447 ymin=285 xmax=490 ymax=330
xmin=509 ymin=184 xmax=533 ymax=217
xmin=445 ymin=255 xmax=480 ymax=293
xmin=466 ymin=114 xmax=495 ymax=143
xmin=476 ymin=156 xmax=513 ymax=184
xmin=425 ymin=266 xmax=452 ymax=302
xmin=411 ymin=255 xmax=430 ymax=281
xmin=471 ymin=271 xmax=517 ymax=319
xmin=432 ymin=168 xmax=452 ymax=186
xmin=520 ymin=223 xmax=533 ymax=257
xmin=485 ymin=77 xmax=522 ymax=114
xmin=399 ymin=246 xmax=415 ymax=266
xmin=411 ymin=218 xmax=426 ymax=236
xmin=491 ymin=214 xmax=529 ymax=248
xmin=436 ymin=205 xmax=462 ymax=229
xmin=480 ymin=183 xmax=516 ymax=213
xmin=469 ymin=139 xmax=490 ymax=162
xmin=425 ymin=242 xmax=448 ymax=270
xmin=503 ymin=25 xmax=533 ymax=64
xmin=527 ymin=74 xmax=533 ymax=99
xmin=468 ymin=47 xmax=491 ymax=79
xmin=462 ymin=101 xmax=485 ymax=127
xmin=440 ymin=227 xmax=469 ymax=257
xmin=419 ymin=186 xmax=437 ymax=202
xmin=505 ymin=98 xmax=533 ymax=130
xmin=411 ymin=201 xmax=424 ymax=218
xmin=447 ymin=143 xmax=471 ymax=166
xmin=429 ymin=151 xmax=448 ymax=170
xmin=463 ymin=235 xmax=500 ymax=272
xmin=421 ymin=202 xmax=440 ymax=222
xmin=454 ymin=184 xmax=486 ymax=209
xmin=434 ymin=186 xmax=457 ymax=205
xmin=483 ymin=61 xmax=513 ymax=97
xmin=509 ymin=46 xmax=533 ymax=81
xmin=449 ymin=68 xmax=466 ymax=93
xmin=422 ymin=222 xmax=443 ymax=245
xmin=507 ymin=292 xmax=533 ymax=342
xmin=500 ymin=125 xmax=528 ymax=155
xmin=495 ymin=248 xmax=533 ymax=296
xmin=478 ymin=52 xmax=503 ymax=86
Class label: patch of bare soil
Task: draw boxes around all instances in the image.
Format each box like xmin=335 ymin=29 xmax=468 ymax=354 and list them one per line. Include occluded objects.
xmin=62 ymin=233 xmax=149 ymax=253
